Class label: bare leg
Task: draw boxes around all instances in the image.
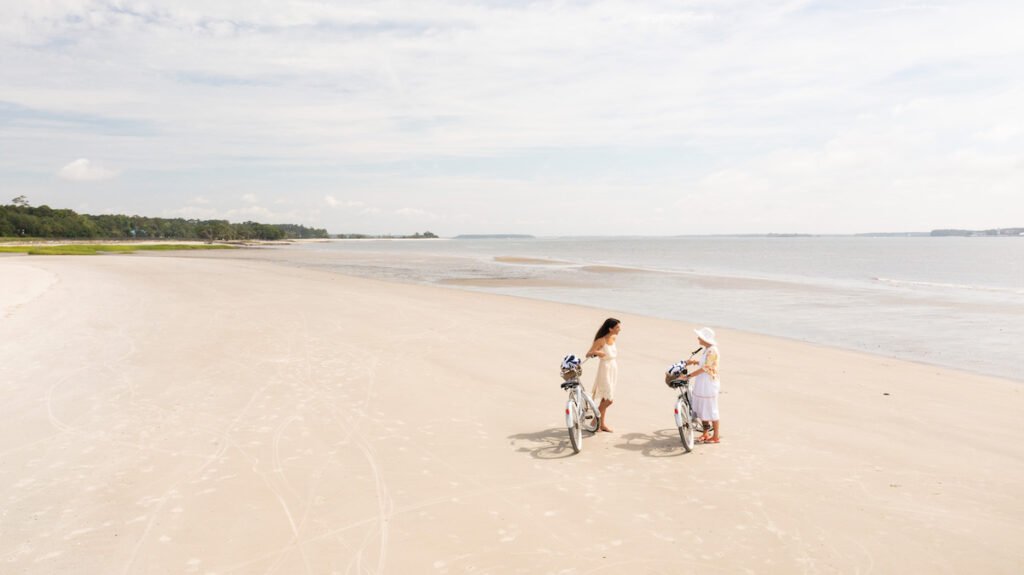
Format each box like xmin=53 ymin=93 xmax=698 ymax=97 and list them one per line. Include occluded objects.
xmin=710 ymin=420 xmax=721 ymax=442
xmin=599 ymin=399 xmax=614 ymax=432
xmin=698 ymin=420 xmax=710 ymax=442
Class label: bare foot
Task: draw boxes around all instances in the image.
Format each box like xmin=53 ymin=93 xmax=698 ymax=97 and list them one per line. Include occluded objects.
xmin=600 ymin=425 xmax=615 ymax=433
xmin=697 ymin=434 xmax=710 ymax=443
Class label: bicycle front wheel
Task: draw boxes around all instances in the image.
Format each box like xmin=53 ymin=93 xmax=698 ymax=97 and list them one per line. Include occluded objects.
xmin=567 ymin=400 xmax=582 ymax=453
xmin=678 ymin=399 xmax=694 ymax=452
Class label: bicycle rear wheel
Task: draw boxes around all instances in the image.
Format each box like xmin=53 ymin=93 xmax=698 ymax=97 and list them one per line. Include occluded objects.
xmin=581 ymin=402 xmax=600 ymax=434
xmin=567 ymin=400 xmax=582 ymax=453
xmin=679 ymin=422 xmax=694 ymax=452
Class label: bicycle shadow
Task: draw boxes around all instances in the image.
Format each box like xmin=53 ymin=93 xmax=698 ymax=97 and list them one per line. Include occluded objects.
xmin=614 ymin=429 xmax=691 ymax=458
xmin=508 ymin=428 xmax=592 ymax=459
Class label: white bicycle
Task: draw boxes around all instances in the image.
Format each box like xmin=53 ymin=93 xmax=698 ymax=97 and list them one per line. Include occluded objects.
xmin=666 ymin=347 xmax=705 ymax=453
xmin=560 ymin=355 xmax=601 ymax=453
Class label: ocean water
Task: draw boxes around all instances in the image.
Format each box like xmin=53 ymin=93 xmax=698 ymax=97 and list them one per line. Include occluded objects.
xmin=290 ymin=237 xmax=1023 ymax=381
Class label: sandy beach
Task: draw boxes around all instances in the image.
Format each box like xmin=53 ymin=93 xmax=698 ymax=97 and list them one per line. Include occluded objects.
xmin=1 ymin=253 xmax=1022 ymax=574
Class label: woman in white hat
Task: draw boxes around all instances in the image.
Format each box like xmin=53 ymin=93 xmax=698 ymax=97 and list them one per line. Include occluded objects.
xmin=684 ymin=327 xmax=721 ymax=443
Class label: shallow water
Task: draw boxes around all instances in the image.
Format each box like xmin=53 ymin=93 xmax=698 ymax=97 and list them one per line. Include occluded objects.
xmin=289 ymin=236 xmax=1024 ymax=381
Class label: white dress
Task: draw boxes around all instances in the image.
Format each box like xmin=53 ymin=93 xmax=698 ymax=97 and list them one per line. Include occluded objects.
xmin=591 ymin=342 xmax=618 ymax=403
xmin=690 ymin=345 xmax=720 ymax=421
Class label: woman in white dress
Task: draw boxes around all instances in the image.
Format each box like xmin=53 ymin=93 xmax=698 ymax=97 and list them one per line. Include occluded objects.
xmin=586 ymin=318 xmax=621 ymax=432
xmin=685 ymin=327 xmax=721 ymax=443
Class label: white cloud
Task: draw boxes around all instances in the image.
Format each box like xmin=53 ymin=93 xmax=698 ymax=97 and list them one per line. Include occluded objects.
xmin=326 ymin=195 xmax=372 ymax=210
xmin=162 ymin=202 xmax=324 ymax=226
xmin=395 ymin=207 xmax=439 ymax=220
xmin=165 ymin=205 xmax=218 ymax=219
xmin=5 ymin=1 xmax=1024 ymax=234
xmin=57 ymin=158 xmax=119 ymax=181
xmin=227 ymin=205 xmax=274 ymax=220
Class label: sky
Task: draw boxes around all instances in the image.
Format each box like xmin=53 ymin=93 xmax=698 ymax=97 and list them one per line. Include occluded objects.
xmin=2 ymin=0 xmax=1022 ymax=236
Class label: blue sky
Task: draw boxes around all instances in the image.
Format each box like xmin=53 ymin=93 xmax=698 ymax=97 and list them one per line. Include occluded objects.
xmin=2 ymin=0 xmax=1022 ymax=235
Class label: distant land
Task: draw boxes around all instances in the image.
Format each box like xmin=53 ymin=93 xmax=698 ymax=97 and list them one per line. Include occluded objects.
xmin=444 ymin=232 xmax=1022 ymax=240
xmin=859 ymin=229 xmax=1023 ymax=237
xmin=928 ymin=228 xmax=1024 ymax=237
xmin=453 ymin=234 xmax=536 ymax=240
xmin=1 ymin=197 xmax=327 ymax=241
xmin=855 ymin=232 xmax=930 ymax=237
xmin=333 ymin=231 xmax=438 ymax=239
xmin=719 ymin=229 xmax=1022 ymax=238
xmin=857 ymin=228 xmax=1023 ymax=237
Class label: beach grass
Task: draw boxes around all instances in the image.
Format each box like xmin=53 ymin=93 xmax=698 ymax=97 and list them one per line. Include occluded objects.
xmin=0 ymin=244 xmax=237 ymax=256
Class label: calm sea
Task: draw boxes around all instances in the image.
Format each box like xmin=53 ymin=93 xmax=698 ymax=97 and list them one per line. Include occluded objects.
xmin=287 ymin=237 xmax=1023 ymax=381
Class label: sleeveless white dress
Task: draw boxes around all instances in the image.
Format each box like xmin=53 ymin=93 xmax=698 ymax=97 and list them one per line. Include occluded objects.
xmin=691 ymin=345 xmax=720 ymax=421
xmin=591 ymin=342 xmax=618 ymax=403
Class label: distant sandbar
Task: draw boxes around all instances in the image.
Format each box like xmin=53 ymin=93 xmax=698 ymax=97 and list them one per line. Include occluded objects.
xmin=494 ymin=256 xmax=572 ymax=265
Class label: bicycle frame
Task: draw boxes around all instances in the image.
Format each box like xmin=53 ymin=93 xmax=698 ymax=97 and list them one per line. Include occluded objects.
xmin=673 ymin=346 xmax=704 ymax=423
xmin=673 ymin=382 xmax=694 ymax=428
xmin=564 ymin=381 xmax=600 ymax=428
xmin=559 ymin=355 xmax=599 ymax=453
xmin=668 ymin=345 xmax=704 ymax=451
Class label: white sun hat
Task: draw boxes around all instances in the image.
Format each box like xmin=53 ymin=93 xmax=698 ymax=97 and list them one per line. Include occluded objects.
xmin=694 ymin=327 xmax=717 ymax=346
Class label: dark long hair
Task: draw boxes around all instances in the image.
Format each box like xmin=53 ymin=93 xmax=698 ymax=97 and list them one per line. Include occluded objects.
xmin=594 ymin=318 xmax=620 ymax=341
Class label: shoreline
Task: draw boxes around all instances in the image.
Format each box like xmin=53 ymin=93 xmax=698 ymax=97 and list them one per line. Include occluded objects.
xmin=2 ymin=254 xmax=1022 ymax=573
xmin=152 ymin=246 xmax=1024 ymax=384
xmin=0 ymin=238 xmax=291 ymax=247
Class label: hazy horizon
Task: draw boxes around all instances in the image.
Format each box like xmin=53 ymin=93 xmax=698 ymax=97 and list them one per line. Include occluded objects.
xmin=3 ymin=1 xmax=1023 ymax=236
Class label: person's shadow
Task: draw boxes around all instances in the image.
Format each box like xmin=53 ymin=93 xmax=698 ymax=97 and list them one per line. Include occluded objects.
xmin=614 ymin=429 xmax=691 ymax=458
xmin=508 ymin=428 xmax=588 ymax=459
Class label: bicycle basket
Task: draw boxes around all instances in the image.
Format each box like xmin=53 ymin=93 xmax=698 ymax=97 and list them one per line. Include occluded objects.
xmin=560 ymin=354 xmax=583 ymax=381
xmin=665 ymin=360 xmax=687 ymax=387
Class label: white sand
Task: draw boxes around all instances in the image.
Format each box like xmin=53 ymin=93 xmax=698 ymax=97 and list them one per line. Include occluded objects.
xmin=1 ymin=254 xmax=1022 ymax=574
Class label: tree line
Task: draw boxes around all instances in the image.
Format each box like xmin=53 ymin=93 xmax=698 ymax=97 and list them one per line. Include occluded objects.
xmin=931 ymin=228 xmax=1023 ymax=237
xmin=1 ymin=197 xmax=328 ymax=241
xmin=335 ymin=231 xmax=438 ymax=239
